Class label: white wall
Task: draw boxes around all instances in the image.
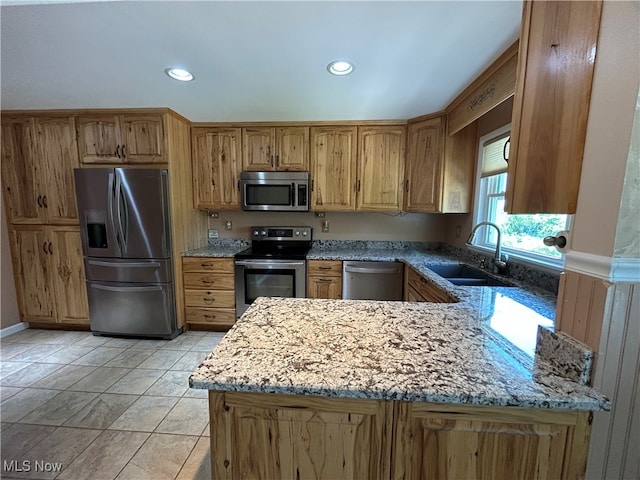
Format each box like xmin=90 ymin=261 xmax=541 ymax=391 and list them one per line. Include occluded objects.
xmin=1 ymin=196 xmax=21 ymax=329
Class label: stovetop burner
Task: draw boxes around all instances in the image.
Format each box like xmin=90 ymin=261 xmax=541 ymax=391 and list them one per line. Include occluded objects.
xmin=234 ymin=226 xmax=312 ymax=260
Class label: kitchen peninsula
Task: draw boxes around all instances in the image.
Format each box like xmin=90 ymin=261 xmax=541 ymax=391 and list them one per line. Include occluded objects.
xmin=190 ymin=293 xmax=609 ymax=479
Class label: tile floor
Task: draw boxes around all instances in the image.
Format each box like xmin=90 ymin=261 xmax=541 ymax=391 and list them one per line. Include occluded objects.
xmin=0 ymin=328 xmax=225 ymax=479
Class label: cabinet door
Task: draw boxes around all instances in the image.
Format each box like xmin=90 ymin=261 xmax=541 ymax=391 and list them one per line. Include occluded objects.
xmin=49 ymin=226 xmax=89 ymax=324
xmin=404 ymin=118 xmax=444 ymax=212
xmin=77 ymin=115 xmax=122 ymax=163
xmin=120 ymin=114 xmax=165 ymax=163
xmin=310 ymin=126 xmax=357 ymax=211
xmin=1 ymin=117 xmax=44 ymax=224
xmin=210 ymin=392 xmax=392 ymax=480
xmin=37 ymin=116 xmax=81 ymax=224
xmin=276 ymin=126 xmax=309 ymax=171
xmin=307 ymin=276 xmax=342 ymax=299
xmin=392 ymin=403 xmax=588 ymax=480
xmin=242 ymin=127 xmax=275 ymax=171
xmin=357 ymin=126 xmax=406 ymax=211
xmin=507 ymin=0 xmax=602 ymax=213
xmin=192 ymin=128 xmax=242 ymax=210
xmin=10 ymin=226 xmax=55 ymax=322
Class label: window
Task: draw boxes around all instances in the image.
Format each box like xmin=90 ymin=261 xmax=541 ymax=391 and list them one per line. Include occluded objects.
xmin=473 ymin=125 xmax=569 ymax=271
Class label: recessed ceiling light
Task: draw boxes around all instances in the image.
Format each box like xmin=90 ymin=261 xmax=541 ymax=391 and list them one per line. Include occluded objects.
xmin=165 ymin=67 xmax=194 ymax=82
xmin=327 ymin=60 xmax=354 ymax=76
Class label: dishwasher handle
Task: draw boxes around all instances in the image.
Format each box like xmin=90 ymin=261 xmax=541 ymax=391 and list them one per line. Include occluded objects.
xmin=344 ymin=265 xmax=401 ymax=274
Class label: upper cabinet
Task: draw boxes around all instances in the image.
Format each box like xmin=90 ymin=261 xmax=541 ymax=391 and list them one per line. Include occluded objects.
xmin=1 ymin=115 xmax=80 ymax=225
xmin=357 ymin=126 xmax=406 ymax=212
xmin=242 ymin=126 xmax=309 ymax=171
xmin=77 ymin=113 xmax=165 ymax=164
xmin=507 ymin=0 xmax=603 ymax=214
xmin=191 ymin=127 xmax=242 ymax=210
xmin=310 ymin=126 xmax=357 ymax=211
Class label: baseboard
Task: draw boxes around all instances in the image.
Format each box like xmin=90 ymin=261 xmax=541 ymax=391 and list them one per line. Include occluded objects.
xmin=564 ymin=251 xmax=640 ymax=282
xmin=0 ymin=322 xmax=29 ymax=338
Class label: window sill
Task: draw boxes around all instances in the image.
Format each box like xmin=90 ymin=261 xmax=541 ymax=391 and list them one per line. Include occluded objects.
xmin=466 ymin=244 xmax=564 ymax=276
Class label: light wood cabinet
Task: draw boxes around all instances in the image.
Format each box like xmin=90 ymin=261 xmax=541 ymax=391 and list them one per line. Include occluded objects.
xmin=183 ymin=257 xmax=236 ymax=330
xmin=191 ymin=127 xmax=242 ymax=210
xmin=1 ymin=115 xmax=80 ymax=225
xmin=77 ymin=113 xmax=164 ymax=164
xmin=392 ymin=402 xmax=591 ymax=480
xmin=242 ymin=126 xmax=309 ymax=171
xmin=357 ymin=126 xmax=406 ymax=211
xmin=404 ymin=266 xmax=455 ymax=303
xmin=310 ymin=126 xmax=357 ymax=211
xmin=307 ymin=260 xmax=342 ymax=299
xmin=507 ymin=0 xmax=603 ymax=214
xmin=209 ymin=391 xmax=392 ymax=480
xmin=9 ymin=225 xmax=88 ymax=325
xmin=207 ymin=391 xmax=591 ymax=480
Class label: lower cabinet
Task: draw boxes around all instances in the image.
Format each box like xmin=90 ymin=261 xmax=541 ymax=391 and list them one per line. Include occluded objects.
xmin=404 ymin=265 xmax=455 ymax=303
xmin=183 ymin=257 xmax=236 ymax=330
xmin=208 ymin=391 xmax=591 ymax=480
xmin=306 ymin=260 xmax=342 ymax=299
xmin=10 ymin=225 xmax=88 ymax=325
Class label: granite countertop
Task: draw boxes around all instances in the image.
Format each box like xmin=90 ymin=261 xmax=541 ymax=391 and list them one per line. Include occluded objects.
xmin=190 ymin=297 xmax=610 ymax=411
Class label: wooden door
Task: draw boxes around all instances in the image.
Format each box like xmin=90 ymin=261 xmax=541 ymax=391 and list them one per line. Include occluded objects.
xmin=120 ymin=114 xmax=165 ymax=163
xmin=392 ymin=402 xmax=590 ymax=480
xmin=307 ymin=276 xmax=342 ymax=299
xmin=77 ymin=114 xmax=122 ymax=163
xmin=310 ymin=126 xmax=357 ymax=211
xmin=210 ymin=392 xmax=392 ymax=480
xmin=49 ymin=227 xmax=89 ymax=324
xmin=1 ymin=117 xmax=44 ymax=224
xmin=357 ymin=126 xmax=406 ymax=211
xmin=242 ymin=127 xmax=275 ymax=171
xmin=10 ymin=226 xmax=55 ymax=322
xmin=37 ymin=116 xmax=81 ymax=224
xmin=404 ymin=117 xmax=444 ymax=212
xmin=276 ymin=126 xmax=309 ymax=171
xmin=191 ymin=128 xmax=242 ymax=210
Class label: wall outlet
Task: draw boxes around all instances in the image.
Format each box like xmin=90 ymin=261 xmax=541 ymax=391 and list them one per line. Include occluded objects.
xmin=322 ymin=220 xmax=329 ymax=233
xmin=208 ymin=229 xmax=219 ymax=239
xmin=225 ymin=220 xmax=232 ymax=231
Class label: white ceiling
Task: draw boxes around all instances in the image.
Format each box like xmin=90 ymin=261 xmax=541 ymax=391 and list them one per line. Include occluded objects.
xmin=0 ymin=1 xmax=522 ymax=122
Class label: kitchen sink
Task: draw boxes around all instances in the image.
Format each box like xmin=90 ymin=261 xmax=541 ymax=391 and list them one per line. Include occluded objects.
xmin=426 ymin=264 xmax=514 ymax=287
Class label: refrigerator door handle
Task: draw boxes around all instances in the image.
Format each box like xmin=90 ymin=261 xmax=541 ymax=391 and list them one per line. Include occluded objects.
xmin=114 ymin=170 xmax=127 ymax=252
xmin=107 ymin=171 xmax=122 ymax=255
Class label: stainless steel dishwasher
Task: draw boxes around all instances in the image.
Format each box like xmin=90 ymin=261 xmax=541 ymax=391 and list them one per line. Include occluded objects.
xmin=342 ymin=261 xmax=403 ymax=301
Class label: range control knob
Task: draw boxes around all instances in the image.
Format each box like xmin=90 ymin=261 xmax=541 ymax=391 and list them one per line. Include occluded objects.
xmin=302 ymin=231 xmax=308 ymax=237
xmin=261 ymin=230 xmax=267 ymax=236
xmin=295 ymin=231 xmax=300 ymax=236
xmin=253 ymin=230 xmax=259 ymax=236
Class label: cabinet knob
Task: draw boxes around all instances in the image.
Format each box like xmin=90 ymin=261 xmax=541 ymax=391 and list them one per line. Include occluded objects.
xmin=48 ymin=242 xmax=53 ymax=255
xmin=42 ymin=195 xmax=48 ymax=208
xmin=116 ymin=145 xmax=121 ymax=158
xmin=37 ymin=195 xmax=43 ymax=207
xmin=121 ymin=145 xmax=126 ymax=159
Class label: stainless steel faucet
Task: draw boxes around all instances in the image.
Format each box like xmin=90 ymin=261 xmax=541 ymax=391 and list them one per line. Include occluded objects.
xmin=466 ymin=222 xmax=508 ymax=274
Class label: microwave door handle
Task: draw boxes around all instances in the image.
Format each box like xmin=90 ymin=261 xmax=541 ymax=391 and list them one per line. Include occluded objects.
xmin=291 ymin=183 xmax=295 ymax=207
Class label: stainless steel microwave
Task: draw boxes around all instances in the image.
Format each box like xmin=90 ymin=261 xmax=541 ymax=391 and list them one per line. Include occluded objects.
xmin=240 ymin=171 xmax=309 ymax=212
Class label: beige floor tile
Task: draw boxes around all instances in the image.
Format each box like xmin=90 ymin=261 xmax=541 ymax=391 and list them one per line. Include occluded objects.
xmin=0 ymin=388 xmax=60 ymax=422
xmin=155 ymin=397 xmax=209 ymax=436
xmin=170 ymin=351 xmax=208 ymax=371
xmin=0 ymin=361 xmax=31 ymax=380
xmin=22 ymin=331 xmax=80 ymax=345
xmin=30 ymin=365 xmax=97 ymax=390
xmin=0 ymin=423 xmax=57 ymax=461
xmin=2 ymin=363 xmax=63 ymax=387
xmin=8 ymin=344 xmax=65 ymax=363
xmin=0 ymin=386 xmax=23 ymax=401
xmin=160 ymin=334 xmax=201 ymax=351
xmin=1 ymin=329 xmax=42 ymax=344
xmin=72 ymin=335 xmax=111 ymax=348
xmin=115 ymin=433 xmax=198 ymax=480
xmin=201 ymin=423 xmax=210 ymax=437
xmin=64 ymin=393 xmax=138 ymax=429
xmin=101 ymin=337 xmax=145 ymax=348
xmin=70 ymin=347 xmax=127 ymax=366
xmin=176 ymin=437 xmax=211 ymax=480
xmin=19 ymin=391 xmax=99 ymax=426
xmin=0 ymin=343 xmax=39 ymax=361
xmin=143 ymin=370 xmax=190 ymax=397
xmin=131 ymin=338 xmax=168 ymax=349
xmin=66 ymin=367 xmax=130 ymax=393
xmin=57 ymin=430 xmax=149 ymax=480
xmin=182 ymin=386 xmax=208 ymax=399
xmin=10 ymin=426 xmax=102 ymax=480
xmin=36 ymin=345 xmax=96 ymax=364
xmin=106 ymin=369 xmax=164 ymax=395
xmin=189 ymin=335 xmax=224 ymax=352
xmin=104 ymin=349 xmax=155 ymax=368
xmin=137 ymin=349 xmax=186 ymax=370
xmin=108 ymin=396 xmax=178 ymax=432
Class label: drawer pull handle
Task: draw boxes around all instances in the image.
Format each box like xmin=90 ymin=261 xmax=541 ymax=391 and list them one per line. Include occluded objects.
xmin=318 ymin=279 xmax=332 ymax=283
xmin=204 ymin=314 xmax=216 ymax=319
xmin=201 ymin=279 xmax=214 ymax=285
xmin=203 ymin=298 xmax=215 ymax=304
xmin=318 ymin=266 xmax=332 ymax=270
xmin=200 ymin=263 xmax=213 ymax=267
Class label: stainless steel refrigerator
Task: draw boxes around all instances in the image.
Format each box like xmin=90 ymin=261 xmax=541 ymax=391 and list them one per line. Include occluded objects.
xmin=74 ymin=168 xmax=180 ymax=339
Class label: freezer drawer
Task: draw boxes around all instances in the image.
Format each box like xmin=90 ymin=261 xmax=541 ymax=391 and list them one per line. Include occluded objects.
xmin=87 ymin=281 xmax=177 ymax=338
xmin=85 ymin=257 xmax=172 ymax=283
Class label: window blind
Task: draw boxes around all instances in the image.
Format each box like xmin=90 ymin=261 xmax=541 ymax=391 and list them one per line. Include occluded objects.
xmin=481 ymin=133 xmax=510 ymax=177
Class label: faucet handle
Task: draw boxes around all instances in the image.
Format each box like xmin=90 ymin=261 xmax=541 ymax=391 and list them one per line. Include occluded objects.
xmin=479 ymin=258 xmax=487 ymax=269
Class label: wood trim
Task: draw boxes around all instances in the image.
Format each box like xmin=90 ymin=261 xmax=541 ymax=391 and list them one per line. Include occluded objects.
xmin=445 ymin=41 xmax=519 ymax=136
xmin=1 ymin=107 xmax=179 ymax=117
xmin=192 ymin=120 xmax=407 ymax=128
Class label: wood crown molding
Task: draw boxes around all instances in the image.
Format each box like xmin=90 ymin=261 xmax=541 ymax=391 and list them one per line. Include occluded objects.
xmin=564 ymin=250 xmax=640 ymax=283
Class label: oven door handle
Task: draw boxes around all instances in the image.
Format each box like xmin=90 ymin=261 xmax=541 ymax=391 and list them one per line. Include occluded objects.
xmin=235 ymin=260 xmax=305 ymax=269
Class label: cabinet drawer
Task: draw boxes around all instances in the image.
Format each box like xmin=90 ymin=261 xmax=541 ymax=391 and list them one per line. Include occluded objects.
xmin=407 ymin=268 xmax=455 ymax=303
xmin=184 ymin=289 xmax=235 ymax=308
xmin=185 ymin=307 xmax=236 ymax=327
xmin=182 ymin=257 xmax=234 ymax=274
xmin=307 ymin=260 xmax=342 ymax=276
xmin=183 ymin=272 xmax=234 ymax=290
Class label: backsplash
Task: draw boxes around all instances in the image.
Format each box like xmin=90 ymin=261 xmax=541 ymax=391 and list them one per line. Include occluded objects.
xmin=207 ymin=238 xmax=250 ymax=248
xmin=534 ymin=326 xmax=594 ymax=385
xmin=312 ymin=240 xmax=441 ymax=251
